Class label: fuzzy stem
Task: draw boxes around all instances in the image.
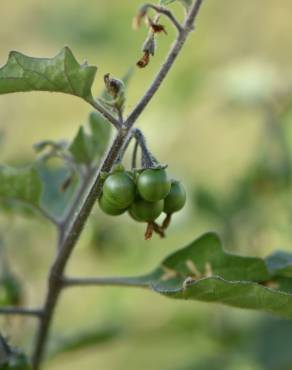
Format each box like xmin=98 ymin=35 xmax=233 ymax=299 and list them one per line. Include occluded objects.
xmin=88 ymin=98 xmax=121 ymax=129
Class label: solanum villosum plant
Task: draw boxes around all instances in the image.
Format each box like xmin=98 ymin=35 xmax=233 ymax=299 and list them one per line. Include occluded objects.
xmin=2 ymin=1 xmax=292 ymax=369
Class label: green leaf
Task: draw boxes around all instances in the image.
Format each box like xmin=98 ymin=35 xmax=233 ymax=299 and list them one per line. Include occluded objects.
xmin=38 ymin=165 xmax=78 ymax=219
xmin=124 ymin=233 xmax=292 ymax=318
xmin=157 ymin=233 xmax=270 ymax=282
xmin=0 ymin=47 xmax=97 ymax=101
xmin=149 ymin=233 xmax=292 ymax=318
xmin=69 ymin=113 xmax=111 ymax=164
xmin=0 ymin=165 xmax=42 ymax=208
xmin=89 ymin=111 xmax=111 ymax=155
xmin=69 ymin=126 xmax=94 ymax=164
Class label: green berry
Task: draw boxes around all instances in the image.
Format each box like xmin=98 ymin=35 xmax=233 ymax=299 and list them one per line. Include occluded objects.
xmin=164 ymin=180 xmax=186 ymax=214
xmin=130 ymin=199 xmax=164 ymax=222
xmin=137 ymin=168 xmax=171 ymax=202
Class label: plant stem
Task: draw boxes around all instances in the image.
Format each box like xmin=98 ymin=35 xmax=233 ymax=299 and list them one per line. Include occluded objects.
xmin=63 ymin=276 xmax=150 ymax=288
xmin=31 ymin=1 xmax=204 ymax=368
xmin=125 ymin=0 xmax=203 ymax=128
xmin=143 ymin=3 xmax=183 ymax=33
xmin=88 ymin=98 xmax=120 ymax=129
xmin=32 ymin=129 xmax=130 ymax=369
xmin=131 ymin=139 xmax=139 ymax=169
xmin=134 ymin=128 xmax=159 ymax=168
xmin=0 ymin=307 xmax=43 ymax=317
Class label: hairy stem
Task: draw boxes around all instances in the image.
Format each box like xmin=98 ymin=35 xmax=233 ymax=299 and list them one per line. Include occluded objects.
xmin=131 ymin=139 xmax=139 ymax=169
xmin=88 ymin=98 xmax=120 ymax=129
xmin=31 ymin=1 xmax=204 ymax=368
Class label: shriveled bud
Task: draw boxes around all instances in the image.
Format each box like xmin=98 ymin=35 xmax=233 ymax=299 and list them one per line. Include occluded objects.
xmin=136 ymin=33 xmax=156 ymax=69
xmin=104 ymin=73 xmax=125 ymax=98
xmin=151 ymin=23 xmax=167 ymax=35
xmin=137 ymin=52 xmax=150 ymax=69
xmin=133 ymin=4 xmax=148 ymax=30
xmin=142 ymin=33 xmax=156 ymax=56
xmin=147 ymin=17 xmax=167 ymax=35
xmin=103 ymin=73 xmax=126 ymax=112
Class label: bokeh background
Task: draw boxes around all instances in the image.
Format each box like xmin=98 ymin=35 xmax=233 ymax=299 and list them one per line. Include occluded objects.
xmin=1 ymin=1 xmax=292 ymax=369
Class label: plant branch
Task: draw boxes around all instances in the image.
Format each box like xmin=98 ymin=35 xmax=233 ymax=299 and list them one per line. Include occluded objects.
xmin=32 ymin=129 xmax=131 ymax=369
xmin=88 ymin=98 xmax=121 ymax=129
xmin=143 ymin=3 xmax=183 ymax=33
xmin=0 ymin=307 xmax=43 ymax=317
xmin=63 ymin=276 xmax=150 ymax=288
xmin=31 ymin=1 xmax=205 ymax=368
xmin=134 ymin=128 xmax=159 ymax=168
xmin=126 ymin=0 xmax=204 ymax=128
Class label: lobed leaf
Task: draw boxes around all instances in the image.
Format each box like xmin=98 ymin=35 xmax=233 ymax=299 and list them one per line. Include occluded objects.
xmin=0 ymin=47 xmax=97 ymax=101
xmin=131 ymin=233 xmax=292 ymax=318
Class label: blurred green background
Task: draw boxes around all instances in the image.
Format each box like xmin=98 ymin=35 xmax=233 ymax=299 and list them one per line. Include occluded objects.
xmin=1 ymin=0 xmax=292 ymax=369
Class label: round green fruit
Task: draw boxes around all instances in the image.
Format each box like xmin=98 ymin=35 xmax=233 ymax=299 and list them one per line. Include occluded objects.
xmin=164 ymin=180 xmax=186 ymax=214
xmin=99 ymin=196 xmax=127 ymax=216
xmin=130 ymin=199 xmax=164 ymax=222
xmin=137 ymin=169 xmax=171 ymax=202
xmin=128 ymin=208 xmax=144 ymax=222
xmin=102 ymin=172 xmax=136 ymax=209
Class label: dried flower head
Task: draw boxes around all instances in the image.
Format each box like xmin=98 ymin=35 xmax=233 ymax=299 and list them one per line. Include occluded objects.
xmin=137 ymin=52 xmax=150 ymax=69
xmin=147 ymin=17 xmax=167 ymax=35
xmin=104 ymin=73 xmax=125 ymax=99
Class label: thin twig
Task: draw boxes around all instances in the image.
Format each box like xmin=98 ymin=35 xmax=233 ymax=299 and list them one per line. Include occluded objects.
xmin=126 ymin=0 xmax=204 ymax=128
xmin=63 ymin=276 xmax=150 ymax=288
xmin=144 ymin=3 xmax=183 ymax=33
xmin=0 ymin=307 xmax=43 ymax=318
xmin=133 ymin=128 xmax=159 ymax=168
xmin=117 ymin=108 xmax=124 ymax=127
xmin=88 ymin=98 xmax=120 ymax=129
xmin=31 ymin=2 xmax=205 ymax=368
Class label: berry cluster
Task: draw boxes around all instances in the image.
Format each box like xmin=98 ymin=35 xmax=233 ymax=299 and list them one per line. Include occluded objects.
xmin=99 ymin=167 xmax=186 ymax=239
